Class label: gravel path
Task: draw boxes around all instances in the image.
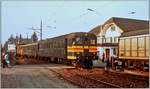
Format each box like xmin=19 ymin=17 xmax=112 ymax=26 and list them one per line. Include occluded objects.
xmin=1 ymin=64 xmax=78 ymax=88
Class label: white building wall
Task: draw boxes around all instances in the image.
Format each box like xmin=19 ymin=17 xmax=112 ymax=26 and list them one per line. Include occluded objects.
xmin=97 ymin=24 xmax=123 ymax=60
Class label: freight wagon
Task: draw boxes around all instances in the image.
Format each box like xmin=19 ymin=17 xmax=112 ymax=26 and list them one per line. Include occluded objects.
xmin=119 ymin=34 xmax=149 ymax=70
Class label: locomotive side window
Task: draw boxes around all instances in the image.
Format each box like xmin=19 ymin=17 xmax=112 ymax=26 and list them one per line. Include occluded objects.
xmin=90 ymin=40 xmax=95 ymax=45
xmin=68 ymin=52 xmax=74 ymax=56
xmin=72 ymin=38 xmax=76 ymax=45
xmin=84 ymin=37 xmax=89 ymax=45
xmin=75 ymin=37 xmax=82 ymax=45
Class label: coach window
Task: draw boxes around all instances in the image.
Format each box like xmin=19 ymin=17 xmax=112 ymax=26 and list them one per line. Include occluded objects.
xmin=68 ymin=39 xmax=71 ymax=46
xmin=49 ymin=41 xmax=50 ymax=48
xmin=57 ymin=41 xmax=59 ymax=48
xmin=60 ymin=40 xmax=62 ymax=48
xmin=54 ymin=41 xmax=56 ymax=48
xmin=55 ymin=41 xmax=57 ymax=48
xmin=59 ymin=41 xmax=61 ymax=48
xmin=46 ymin=43 xmax=48 ymax=48
xmin=49 ymin=42 xmax=51 ymax=48
xmin=57 ymin=42 xmax=59 ymax=48
xmin=62 ymin=40 xmax=64 ymax=48
xmin=55 ymin=42 xmax=57 ymax=48
xmin=51 ymin=42 xmax=53 ymax=48
xmin=43 ymin=43 xmax=45 ymax=48
xmin=56 ymin=41 xmax=58 ymax=48
xmin=53 ymin=41 xmax=55 ymax=48
xmin=58 ymin=41 xmax=60 ymax=48
xmin=46 ymin=42 xmax=48 ymax=48
xmin=47 ymin=42 xmax=49 ymax=48
xmin=52 ymin=42 xmax=54 ymax=48
xmin=60 ymin=41 xmax=62 ymax=48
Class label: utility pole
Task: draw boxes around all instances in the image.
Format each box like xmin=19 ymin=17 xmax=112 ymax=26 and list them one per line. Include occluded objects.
xmin=40 ymin=20 xmax=42 ymax=40
xmin=28 ymin=19 xmax=56 ymax=41
xmin=28 ymin=20 xmax=43 ymax=40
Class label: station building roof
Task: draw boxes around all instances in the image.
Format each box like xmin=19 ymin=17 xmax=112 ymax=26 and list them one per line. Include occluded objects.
xmin=89 ymin=17 xmax=149 ymax=37
xmin=88 ymin=25 xmax=102 ymax=36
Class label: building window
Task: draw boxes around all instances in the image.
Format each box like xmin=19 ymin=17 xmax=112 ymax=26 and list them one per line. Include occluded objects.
xmin=111 ymin=25 xmax=115 ymax=31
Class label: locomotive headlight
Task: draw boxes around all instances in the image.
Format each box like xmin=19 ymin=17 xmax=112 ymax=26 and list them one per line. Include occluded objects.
xmin=85 ymin=33 xmax=88 ymax=36
xmin=77 ymin=52 xmax=80 ymax=54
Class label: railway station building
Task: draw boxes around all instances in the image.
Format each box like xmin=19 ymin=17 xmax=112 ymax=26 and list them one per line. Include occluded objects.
xmin=89 ymin=17 xmax=149 ymax=69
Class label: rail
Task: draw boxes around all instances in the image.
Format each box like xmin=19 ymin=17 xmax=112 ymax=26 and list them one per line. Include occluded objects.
xmin=46 ymin=68 xmax=121 ymax=88
xmin=76 ymin=73 xmax=121 ymax=88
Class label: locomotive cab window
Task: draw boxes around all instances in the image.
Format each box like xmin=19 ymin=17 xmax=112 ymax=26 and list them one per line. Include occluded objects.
xmin=90 ymin=40 xmax=95 ymax=45
xmin=84 ymin=37 xmax=89 ymax=45
xmin=75 ymin=37 xmax=82 ymax=45
xmin=72 ymin=38 xmax=76 ymax=45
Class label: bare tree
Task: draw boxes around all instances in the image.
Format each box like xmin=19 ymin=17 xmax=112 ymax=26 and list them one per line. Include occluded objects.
xmin=31 ymin=32 xmax=38 ymax=42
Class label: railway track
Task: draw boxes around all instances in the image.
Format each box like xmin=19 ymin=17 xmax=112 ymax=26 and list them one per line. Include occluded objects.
xmin=75 ymin=73 xmax=121 ymax=88
xmin=42 ymin=66 xmax=148 ymax=88
xmin=107 ymin=71 xmax=149 ymax=82
xmin=45 ymin=67 xmax=121 ymax=88
xmin=66 ymin=68 xmax=149 ymax=88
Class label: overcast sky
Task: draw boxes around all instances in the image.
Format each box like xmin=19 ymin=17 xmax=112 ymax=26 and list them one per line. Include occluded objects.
xmin=2 ymin=0 xmax=149 ymax=45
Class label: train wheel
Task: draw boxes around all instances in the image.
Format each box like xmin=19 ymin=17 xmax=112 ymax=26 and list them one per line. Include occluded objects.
xmin=71 ymin=61 xmax=77 ymax=66
xmin=54 ymin=58 xmax=58 ymax=63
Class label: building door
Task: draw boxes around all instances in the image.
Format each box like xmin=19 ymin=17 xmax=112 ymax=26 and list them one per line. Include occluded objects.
xmin=105 ymin=49 xmax=110 ymax=61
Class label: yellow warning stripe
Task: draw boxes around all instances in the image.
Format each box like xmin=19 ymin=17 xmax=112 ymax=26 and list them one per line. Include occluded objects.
xmin=67 ymin=46 xmax=83 ymax=48
xmin=89 ymin=50 xmax=97 ymax=52
xmin=67 ymin=56 xmax=77 ymax=59
xmin=67 ymin=46 xmax=97 ymax=48
xmin=89 ymin=46 xmax=97 ymax=48
xmin=84 ymin=46 xmax=89 ymax=49
xmin=67 ymin=46 xmax=97 ymax=52
xmin=67 ymin=50 xmax=84 ymax=52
